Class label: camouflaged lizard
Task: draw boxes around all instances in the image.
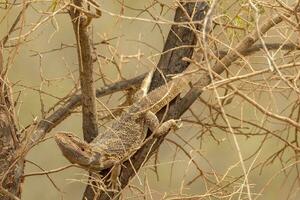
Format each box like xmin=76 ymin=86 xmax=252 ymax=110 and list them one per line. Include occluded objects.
xmin=54 ymin=64 xmax=201 ymax=187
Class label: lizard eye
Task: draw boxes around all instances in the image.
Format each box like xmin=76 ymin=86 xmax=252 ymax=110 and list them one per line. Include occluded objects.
xmin=81 ymin=147 xmax=85 ymax=152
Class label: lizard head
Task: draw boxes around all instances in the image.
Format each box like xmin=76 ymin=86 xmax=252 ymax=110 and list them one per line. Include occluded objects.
xmin=54 ymin=132 xmax=95 ymax=168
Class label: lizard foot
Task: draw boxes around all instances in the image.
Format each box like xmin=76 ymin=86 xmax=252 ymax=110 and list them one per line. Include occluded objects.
xmin=153 ymin=118 xmax=182 ymax=137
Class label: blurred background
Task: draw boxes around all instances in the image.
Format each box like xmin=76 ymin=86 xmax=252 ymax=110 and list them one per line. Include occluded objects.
xmin=1 ymin=0 xmax=300 ymax=199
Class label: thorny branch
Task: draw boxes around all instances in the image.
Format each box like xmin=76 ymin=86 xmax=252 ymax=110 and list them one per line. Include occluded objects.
xmin=2 ymin=0 xmax=300 ymax=199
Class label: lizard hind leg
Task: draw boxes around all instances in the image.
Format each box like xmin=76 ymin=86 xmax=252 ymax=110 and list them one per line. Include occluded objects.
xmin=109 ymin=163 xmax=122 ymax=191
xmin=133 ymin=70 xmax=154 ymax=101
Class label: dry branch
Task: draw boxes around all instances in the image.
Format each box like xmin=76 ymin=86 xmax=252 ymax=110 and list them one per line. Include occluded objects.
xmin=2 ymin=1 xmax=298 ymax=199
xmin=69 ymin=0 xmax=99 ymax=142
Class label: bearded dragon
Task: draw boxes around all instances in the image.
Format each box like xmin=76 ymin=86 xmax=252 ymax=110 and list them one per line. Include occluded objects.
xmin=54 ymin=63 xmax=203 ymax=187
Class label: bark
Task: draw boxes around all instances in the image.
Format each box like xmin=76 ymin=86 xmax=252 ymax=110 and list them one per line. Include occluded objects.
xmin=69 ymin=0 xmax=99 ymax=142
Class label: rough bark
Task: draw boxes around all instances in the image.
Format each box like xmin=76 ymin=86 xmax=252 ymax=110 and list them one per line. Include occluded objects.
xmin=150 ymin=2 xmax=208 ymax=89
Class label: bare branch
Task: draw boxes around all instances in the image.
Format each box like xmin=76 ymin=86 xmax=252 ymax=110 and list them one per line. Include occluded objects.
xmin=69 ymin=0 xmax=99 ymax=142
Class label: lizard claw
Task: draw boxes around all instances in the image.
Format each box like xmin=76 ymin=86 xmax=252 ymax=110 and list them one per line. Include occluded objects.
xmin=108 ymin=176 xmax=120 ymax=192
xmin=173 ymin=119 xmax=182 ymax=130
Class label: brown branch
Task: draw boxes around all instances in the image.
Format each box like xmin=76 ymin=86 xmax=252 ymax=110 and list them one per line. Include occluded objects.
xmin=216 ymin=42 xmax=300 ymax=58
xmin=69 ymin=0 xmax=98 ymax=142
xmin=23 ymin=164 xmax=77 ymax=177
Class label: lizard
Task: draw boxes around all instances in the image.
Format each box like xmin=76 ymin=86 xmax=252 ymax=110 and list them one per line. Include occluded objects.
xmin=54 ymin=64 xmax=202 ymax=189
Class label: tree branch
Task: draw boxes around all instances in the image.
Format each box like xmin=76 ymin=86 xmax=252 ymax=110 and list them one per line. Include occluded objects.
xmin=69 ymin=0 xmax=98 ymax=142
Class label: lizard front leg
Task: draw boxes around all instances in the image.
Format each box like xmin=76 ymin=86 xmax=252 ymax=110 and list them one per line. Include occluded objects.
xmin=109 ymin=163 xmax=121 ymax=191
xmin=144 ymin=111 xmax=182 ymax=136
xmin=91 ymin=155 xmax=121 ymax=191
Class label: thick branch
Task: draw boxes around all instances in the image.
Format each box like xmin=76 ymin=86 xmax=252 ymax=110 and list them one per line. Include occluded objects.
xmin=69 ymin=0 xmax=98 ymax=142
